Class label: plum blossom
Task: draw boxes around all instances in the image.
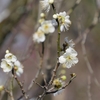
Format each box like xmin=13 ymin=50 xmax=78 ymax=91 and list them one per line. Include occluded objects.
xmin=33 ymin=27 xmax=45 ymax=43
xmin=65 ymin=37 xmax=75 ymax=48
xmin=56 ymin=11 xmax=71 ymax=32
xmin=41 ymin=21 xmax=55 ymax=34
xmin=14 ymin=61 xmax=23 ymax=76
xmin=59 ymin=47 xmax=78 ymax=68
xmin=0 ymin=50 xmax=24 ymax=76
xmin=40 ymin=0 xmax=54 ymax=12
xmin=1 ymin=59 xmax=13 ymax=72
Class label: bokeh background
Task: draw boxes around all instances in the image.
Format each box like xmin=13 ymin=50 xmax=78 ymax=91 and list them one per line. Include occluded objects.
xmin=0 ymin=0 xmax=100 ymax=100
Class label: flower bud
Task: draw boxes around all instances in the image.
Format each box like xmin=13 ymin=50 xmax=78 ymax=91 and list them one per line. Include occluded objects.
xmin=70 ymin=73 xmax=76 ymax=77
xmin=0 ymin=85 xmax=4 ymax=92
xmin=61 ymin=75 xmax=67 ymax=81
xmin=40 ymin=13 xmax=45 ymax=18
xmin=49 ymin=0 xmax=54 ymax=4
xmin=6 ymin=50 xmax=9 ymax=54
xmin=60 ymin=70 xmax=66 ymax=74
xmin=53 ymin=14 xmax=57 ymax=19
xmin=53 ymin=79 xmax=62 ymax=89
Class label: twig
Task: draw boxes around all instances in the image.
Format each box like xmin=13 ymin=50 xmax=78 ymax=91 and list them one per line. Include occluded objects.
xmin=46 ymin=75 xmax=76 ymax=94
xmin=67 ymin=0 xmax=82 ymax=15
xmin=13 ymin=74 xmax=29 ymax=100
xmin=4 ymin=88 xmax=14 ymax=100
xmin=87 ymin=76 xmax=92 ymax=100
xmin=28 ymin=42 xmax=45 ymax=90
xmin=81 ymin=11 xmax=100 ymax=87
xmin=49 ymin=62 xmax=60 ymax=85
xmin=42 ymin=72 xmax=48 ymax=86
xmin=33 ymin=80 xmax=44 ymax=89
xmin=75 ymin=11 xmax=99 ymax=44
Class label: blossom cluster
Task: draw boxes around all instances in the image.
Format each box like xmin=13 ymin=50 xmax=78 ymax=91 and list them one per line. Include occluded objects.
xmin=0 ymin=50 xmax=23 ymax=76
xmin=33 ymin=19 xmax=55 ymax=43
xmin=33 ymin=0 xmax=71 ymax=43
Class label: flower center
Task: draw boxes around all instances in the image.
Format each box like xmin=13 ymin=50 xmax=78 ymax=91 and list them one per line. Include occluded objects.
xmin=14 ymin=66 xmax=18 ymax=71
xmin=66 ymin=55 xmax=72 ymax=60
xmin=37 ymin=31 xmax=44 ymax=37
xmin=7 ymin=63 xmax=11 ymax=68
xmin=44 ymin=24 xmax=49 ymax=30
xmin=58 ymin=16 xmax=65 ymax=24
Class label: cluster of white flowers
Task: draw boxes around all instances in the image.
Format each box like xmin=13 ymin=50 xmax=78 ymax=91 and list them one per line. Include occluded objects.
xmin=59 ymin=46 xmax=78 ymax=68
xmin=0 ymin=50 xmax=23 ymax=76
xmin=35 ymin=0 xmax=78 ymax=68
xmin=33 ymin=20 xmax=55 ymax=43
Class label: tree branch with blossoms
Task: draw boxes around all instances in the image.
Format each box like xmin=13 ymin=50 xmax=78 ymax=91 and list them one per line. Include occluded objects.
xmin=0 ymin=0 xmax=80 ymax=100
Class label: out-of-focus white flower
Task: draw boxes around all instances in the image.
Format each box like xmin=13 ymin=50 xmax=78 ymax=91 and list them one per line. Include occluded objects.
xmin=0 ymin=59 xmax=13 ymax=72
xmin=40 ymin=13 xmax=45 ymax=18
xmin=14 ymin=61 xmax=23 ymax=76
xmin=59 ymin=47 xmax=78 ymax=68
xmin=33 ymin=27 xmax=45 ymax=43
xmin=53 ymin=14 xmax=58 ymax=19
xmin=53 ymin=89 xmax=63 ymax=96
xmin=0 ymin=85 xmax=4 ymax=92
xmin=56 ymin=11 xmax=71 ymax=32
xmin=41 ymin=21 xmax=55 ymax=34
xmin=40 ymin=0 xmax=49 ymax=12
xmin=65 ymin=37 xmax=75 ymax=48
xmin=5 ymin=51 xmax=17 ymax=63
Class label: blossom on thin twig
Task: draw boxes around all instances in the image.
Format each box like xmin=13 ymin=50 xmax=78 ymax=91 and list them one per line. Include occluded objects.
xmin=65 ymin=37 xmax=75 ymax=48
xmin=41 ymin=20 xmax=55 ymax=34
xmin=0 ymin=50 xmax=24 ymax=76
xmin=14 ymin=61 xmax=23 ymax=76
xmin=59 ymin=47 xmax=78 ymax=68
xmin=5 ymin=52 xmax=17 ymax=63
xmin=1 ymin=59 xmax=13 ymax=72
xmin=54 ymin=11 xmax=71 ymax=32
xmin=33 ymin=27 xmax=45 ymax=43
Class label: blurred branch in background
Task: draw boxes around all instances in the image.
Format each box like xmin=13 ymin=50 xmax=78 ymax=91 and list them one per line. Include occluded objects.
xmin=0 ymin=0 xmax=28 ymax=45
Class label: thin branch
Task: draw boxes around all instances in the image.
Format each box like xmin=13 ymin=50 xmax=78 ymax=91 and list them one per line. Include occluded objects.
xmin=80 ymin=11 xmax=100 ymax=87
xmin=67 ymin=0 xmax=82 ymax=15
xmin=4 ymin=88 xmax=14 ymax=100
xmin=28 ymin=42 xmax=45 ymax=90
xmin=49 ymin=62 xmax=60 ymax=85
xmin=13 ymin=74 xmax=29 ymax=100
xmin=87 ymin=76 xmax=92 ymax=100
xmin=42 ymin=72 xmax=48 ymax=86
xmin=46 ymin=75 xmax=76 ymax=94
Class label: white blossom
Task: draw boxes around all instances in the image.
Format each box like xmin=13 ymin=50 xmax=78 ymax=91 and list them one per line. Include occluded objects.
xmin=14 ymin=61 xmax=23 ymax=76
xmin=41 ymin=21 xmax=55 ymax=34
xmin=65 ymin=37 xmax=75 ymax=48
xmin=5 ymin=52 xmax=17 ymax=63
xmin=0 ymin=50 xmax=24 ymax=76
xmin=40 ymin=0 xmax=54 ymax=12
xmin=56 ymin=11 xmax=71 ymax=32
xmin=0 ymin=59 xmax=13 ymax=72
xmin=59 ymin=47 xmax=78 ymax=68
xmin=33 ymin=27 xmax=45 ymax=43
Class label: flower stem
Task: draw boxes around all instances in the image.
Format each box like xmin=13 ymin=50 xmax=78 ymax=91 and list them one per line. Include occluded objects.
xmin=57 ymin=26 xmax=61 ymax=58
